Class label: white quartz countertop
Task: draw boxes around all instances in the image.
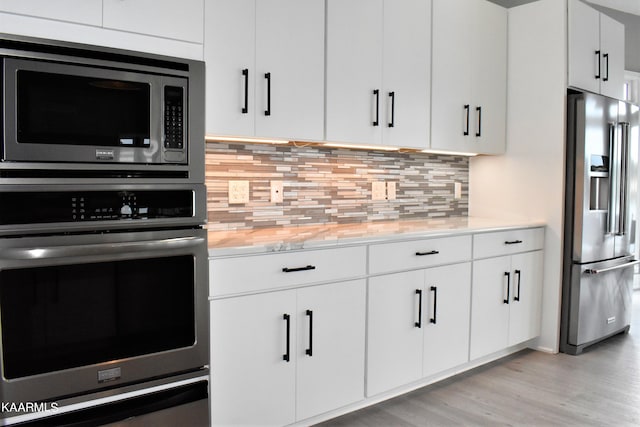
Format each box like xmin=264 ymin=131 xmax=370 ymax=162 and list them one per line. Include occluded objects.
xmin=207 ymin=217 xmax=545 ymax=257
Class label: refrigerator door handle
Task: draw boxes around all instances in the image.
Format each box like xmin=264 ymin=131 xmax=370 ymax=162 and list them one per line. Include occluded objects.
xmin=584 ymin=259 xmax=640 ymax=275
xmin=618 ymin=122 xmax=630 ymax=236
xmin=607 ymin=122 xmax=619 ymax=235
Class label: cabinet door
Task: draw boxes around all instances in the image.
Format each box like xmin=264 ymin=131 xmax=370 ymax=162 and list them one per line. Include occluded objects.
xmin=0 ymin=0 xmax=102 ymax=25
xmin=367 ymin=270 xmax=424 ymax=396
xmin=431 ymin=0 xmax=473 ymax=152
xmin=422 ymin=263 xmax=471 ymax=377
xmin=103 ymin=0 xmax=204 ymax=43
xmin=508 ymin=251 xmax=543 ymax=346
xmin=326 ymin=0 xmax=383 ymax=145
xmin=470 ymin=0 xmax=506 ymax=154
xmin=210 ymin=291 xmax=296 ymax=426
xmin=204 ymin=0 xmax=256 ymax=136
xmin=296 ymin=280 xmax=366 ymax=420
xmin=255 ymin=0 xmax=324 ymax=141
xmin=568 ymin=0 xmax=601 ymax=95
xmin=470 ymin=256 xmax=511 ymax=360
xmin=381 ymin=0 xmax=431 ymax=149
xmin=599 ymin=13 xmax=625 ymax=100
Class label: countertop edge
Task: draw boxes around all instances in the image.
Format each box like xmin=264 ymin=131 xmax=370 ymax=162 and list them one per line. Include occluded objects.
xmin=207 ymin=218 xmax=546 ymax=258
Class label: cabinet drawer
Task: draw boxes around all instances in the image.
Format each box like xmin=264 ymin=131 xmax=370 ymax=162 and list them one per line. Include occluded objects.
xmin=369 ymin=235 xmax=472 ymax=275
xmin=473 ymin=227 xmax=544 ymax=259
xmin=210 ymin=245 xmax=366 ymax=296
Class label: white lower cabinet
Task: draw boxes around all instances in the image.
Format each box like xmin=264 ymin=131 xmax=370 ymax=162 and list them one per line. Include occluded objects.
xmin=367 ymin=263 xmax=471 ymax=396
xmin=210 ymin=279 xmax=366 ymax=426
xmin=470 ymin=250 xmax=543 ymax=360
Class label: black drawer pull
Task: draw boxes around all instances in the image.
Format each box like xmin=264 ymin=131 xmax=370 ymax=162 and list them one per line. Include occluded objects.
xmin=514 ymin=269 xmax=521 ymax=302
xmin=504 ymin=272 xmax=511 ymax=304
xmin=283 ymin=313 xmax=291 ymax=362
xmin=264 ymin=72 xmax=272 ymax=116
xmin=305 ymin=310 xmax=313 ymax=357
xmin=430 ymin=286 xmax=438 ymax=325
xmin=415 ymin=289 xmax=423 ymax=328
xmin=504 ymin=240 xmax=523 ymax=245
xmin=241 ymin=68 xmax=249 ymax=114
xmin=416 ymin=250 xmax=439 ymax=256
xmin=282 ymin=265 xmax=316 ymax=273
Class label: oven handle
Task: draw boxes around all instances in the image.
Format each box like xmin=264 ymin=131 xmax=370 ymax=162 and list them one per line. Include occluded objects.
xmin=584 ymin=259 xmax=640 ymax=275
xmin=2 ymin=237 xmax=206 ymax=260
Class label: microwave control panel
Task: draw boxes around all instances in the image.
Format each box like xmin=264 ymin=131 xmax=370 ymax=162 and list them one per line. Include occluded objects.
xmin=164 ymin=86 xmax=185 ymax=150
xmin=0 ymin=191 xmax=193 ymax=225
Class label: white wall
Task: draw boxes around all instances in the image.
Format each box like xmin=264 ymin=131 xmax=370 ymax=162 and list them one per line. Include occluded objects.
xmin=470 ymin=0 xmax=567 ymax=353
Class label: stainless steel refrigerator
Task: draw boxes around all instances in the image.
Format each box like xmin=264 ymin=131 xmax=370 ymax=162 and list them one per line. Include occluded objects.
xmin=561 ymin=91 xmax=640 ymax=355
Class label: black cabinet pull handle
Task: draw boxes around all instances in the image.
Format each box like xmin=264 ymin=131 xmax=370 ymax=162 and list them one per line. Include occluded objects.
xmin=476 ymin=106 xmax=482 ymax=137
xmin=415 ymin=250 xmax=439 ymax=256
xmin=415 ymin=289 xmax=423 ymax=328
xmin=464 ymin=104 xmax=470 ymax=136
xmin=282 ymin=313 xmax=290 ymax=362
xmin=595 ymin=50 xmax=601 ymax=79
xmin=373 ymin=89 xmax=380 ymax=126
xmin=282 ymin=265 xmax=316 ymax=273
xmin=388 ymin=91 xmax=395 ymax=128
xmin=603 ymin=53 xmax=609 ymax=82
xmin=504 ymin=272 xmax=511 ymax=304
xmin=514 ymin=269 xmax=521 ymax=302
xmin=430 ymin=286 xmax=438 ymax=325
xmin=241 ymin=68 xmax=249 ymax=114
xmin=504 ymin=240 xmax=523 ymax=245
xmin=305 ymin=310 xmax=313 ymax=357
xmin=264 ymin=72 xmax=271 ymax=116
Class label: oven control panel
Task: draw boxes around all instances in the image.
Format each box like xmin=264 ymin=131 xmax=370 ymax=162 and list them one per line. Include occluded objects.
xmin=0 ymin=190 xmax=193 ymax=225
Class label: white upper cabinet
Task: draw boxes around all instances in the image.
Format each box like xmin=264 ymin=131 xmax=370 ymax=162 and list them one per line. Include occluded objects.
xmin=326 ymin=0 xmax=431 ymax=149
xmin=0 ymin=0 xmax=102 ymax=25
xmin=568 ymin=0 xmax=625 ymax=100
xmin=0 ymin=0 xmax=204 ymax=59
xmin=431 ymin=0 xmax=506 ymax=155
xmin=204 ymin=0 xmax=325 ymax=141
xmin=102 ymin=0 xmax=204 ymax=43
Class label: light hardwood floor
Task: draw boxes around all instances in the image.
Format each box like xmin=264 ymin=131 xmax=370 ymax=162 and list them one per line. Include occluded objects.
xmin=318 ymin=291 xmax=640 ymax=426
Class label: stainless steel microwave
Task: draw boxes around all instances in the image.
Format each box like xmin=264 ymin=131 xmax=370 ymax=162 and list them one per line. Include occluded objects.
xmin=2 ymin=56 xmax=188 ymax=165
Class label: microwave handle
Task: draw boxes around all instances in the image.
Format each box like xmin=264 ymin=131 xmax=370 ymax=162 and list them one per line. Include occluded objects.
xmin=2 ymin=236 xmax=205 ymax=261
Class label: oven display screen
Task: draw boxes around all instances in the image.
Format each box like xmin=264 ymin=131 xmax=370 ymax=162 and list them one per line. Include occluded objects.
xmin=0 ymin=255 xmax=195 ymax=379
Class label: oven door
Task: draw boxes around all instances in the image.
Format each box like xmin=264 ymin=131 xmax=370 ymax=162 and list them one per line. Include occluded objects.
xmin=0 ymin=228 xmax=208 ymax=404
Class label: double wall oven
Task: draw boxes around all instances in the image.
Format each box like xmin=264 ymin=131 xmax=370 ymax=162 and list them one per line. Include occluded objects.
xmin=0 ymin=34 xmax=209 ymax=425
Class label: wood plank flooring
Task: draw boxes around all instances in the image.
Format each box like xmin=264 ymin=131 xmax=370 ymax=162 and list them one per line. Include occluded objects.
xmin=318 ymin=291 xmax=640 ymax=426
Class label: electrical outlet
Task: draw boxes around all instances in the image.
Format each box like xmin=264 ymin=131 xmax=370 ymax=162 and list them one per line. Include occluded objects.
xmin=454 ymin=182 xmax=462 ymax=200
xmin=387 ymin=182 xmax=396 ymax=200
xmin=270 ymin=181 xmax=284 ymax=203
xmin=228 ymin=180 xmax=249 ymax=204
xmin=372 ymin=181 xmax=386 ymax=201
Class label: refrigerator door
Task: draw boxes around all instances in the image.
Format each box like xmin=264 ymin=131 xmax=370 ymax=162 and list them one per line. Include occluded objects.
xmin=566 ymin=256 xmax=637 ymax=354
xmin=567 ymin=92 xmax=617 ymax=263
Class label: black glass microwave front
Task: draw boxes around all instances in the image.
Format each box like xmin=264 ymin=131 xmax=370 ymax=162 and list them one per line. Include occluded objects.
xmin=2 ymin=57 xmax=188 ymax=165
xmin=0 ymin=228 xmax=209 ymax=405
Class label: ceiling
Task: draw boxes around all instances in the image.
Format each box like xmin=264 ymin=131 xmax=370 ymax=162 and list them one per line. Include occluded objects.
xmin=487 ymin=0 xmax=640 ymax=15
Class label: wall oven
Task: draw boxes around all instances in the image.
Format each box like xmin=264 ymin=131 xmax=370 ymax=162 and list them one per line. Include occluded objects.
xmin=0 ymin=34 xmax=209 ymax=426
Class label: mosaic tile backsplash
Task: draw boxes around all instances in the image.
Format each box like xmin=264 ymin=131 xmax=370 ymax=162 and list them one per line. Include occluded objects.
xmin=205 ymin=142 xmax=469 ymax=230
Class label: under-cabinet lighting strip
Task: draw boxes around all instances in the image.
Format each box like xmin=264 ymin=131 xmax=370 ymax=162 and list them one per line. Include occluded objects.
xmin=205 ymin=135 xmax=478 ymax=156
